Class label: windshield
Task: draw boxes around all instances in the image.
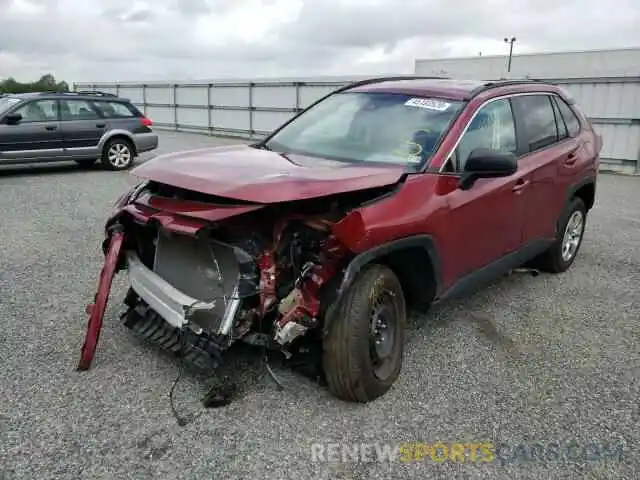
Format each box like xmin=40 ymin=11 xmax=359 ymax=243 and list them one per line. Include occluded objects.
xmin=0 ymin=97 xmax=21 ymax=115
xmin=264 ymin=91 xmax=464 ymax=167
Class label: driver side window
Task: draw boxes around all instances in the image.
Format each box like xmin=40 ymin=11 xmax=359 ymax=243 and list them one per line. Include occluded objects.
xmin=13 ymin=100 xmax=58 ymax=123
xmin=451 ymin=98 xmax=516 ymax=172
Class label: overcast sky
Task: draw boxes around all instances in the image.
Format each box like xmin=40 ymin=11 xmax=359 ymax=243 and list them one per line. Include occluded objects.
xmin=1 ymin=0 xmax=639 ymax=83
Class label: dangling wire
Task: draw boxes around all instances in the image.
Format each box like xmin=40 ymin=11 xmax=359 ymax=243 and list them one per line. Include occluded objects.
xmin=169 ymin=362 xmax=187 ymax=426
xmin=259 ymin=313 xmax=285 ymax=391
xmin=168 ymin=328 xmax=190 ymax=427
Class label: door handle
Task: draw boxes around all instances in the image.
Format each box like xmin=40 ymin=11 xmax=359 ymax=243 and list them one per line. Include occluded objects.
xmin=564 ymin=147 xmax=579 ymax=165
xmin=96 ymin=123 xmax=106 ymax=128
xmin=45 ymin=125 xmax=57 ymax=131
xmin=512 ymin=179 xmax=530 ymax=193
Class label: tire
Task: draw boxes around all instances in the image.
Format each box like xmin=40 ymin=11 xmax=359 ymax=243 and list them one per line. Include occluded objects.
xmin=323 ymin=264 xmax=407 ymax=402
xmin=101 ymin=138 xmax=135 ymax=171
xmin=530 ymin=196 xmax=587 ymax=273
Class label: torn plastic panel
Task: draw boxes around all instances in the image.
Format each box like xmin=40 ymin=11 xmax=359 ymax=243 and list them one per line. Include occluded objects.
xmin=77 ymin=227 xmax=125 ymax=370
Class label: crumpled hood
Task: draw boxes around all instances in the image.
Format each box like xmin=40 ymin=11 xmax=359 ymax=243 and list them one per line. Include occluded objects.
xmin=131 ymin=144 xmax=406 ymax=203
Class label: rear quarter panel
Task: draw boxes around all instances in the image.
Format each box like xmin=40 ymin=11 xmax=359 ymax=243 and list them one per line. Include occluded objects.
xmin=107 ymin=117 xmax=149 ymax=135
xmin=561 ymin=104 xmax=600 ymax=203
xmin=101 ymin=118 xmax=157 ymax=154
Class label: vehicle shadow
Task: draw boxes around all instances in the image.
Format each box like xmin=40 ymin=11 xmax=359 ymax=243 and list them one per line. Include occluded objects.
xmin=0 ymin=161 xmax=101 ymax=178
xmin=0 ymin=155 xmax=156 ymax=178
xmin=125 ymin=329 xmax=282 ymax=407
xmin=406 ymin=269 xmax=542 ymax=361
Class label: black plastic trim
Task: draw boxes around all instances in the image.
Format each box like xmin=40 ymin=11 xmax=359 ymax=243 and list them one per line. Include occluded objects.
xmin=436 ymin=239 xmax=552 ymax=302
xmin=338 ymin=235 xmax=442 ymax=299
xmin=321 ymin=234 xmax=442 ymax=332
xmin=566 ymin=176 xmax=597 ymax=213
xmin=464 ymin=79 xmax=548 ymax=100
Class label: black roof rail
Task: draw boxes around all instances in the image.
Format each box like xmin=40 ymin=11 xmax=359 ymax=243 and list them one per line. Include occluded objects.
xmin=31 ymin=90 xmax=119 ymax=98
xmin=74 ymin=90 xmax=118 ymax=97
xmin=464 ymin=78 xmax=549 ymax=99
xmin=337 ymin=75 xmax=452 ymax=92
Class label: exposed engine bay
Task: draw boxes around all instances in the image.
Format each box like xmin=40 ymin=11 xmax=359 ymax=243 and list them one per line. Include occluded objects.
xmin=78 ymin=178 xmax=400 ymax=381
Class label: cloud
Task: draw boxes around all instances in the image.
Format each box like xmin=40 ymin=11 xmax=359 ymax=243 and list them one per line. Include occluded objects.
xmin=0 ymin=0 xmax=639 ymax=83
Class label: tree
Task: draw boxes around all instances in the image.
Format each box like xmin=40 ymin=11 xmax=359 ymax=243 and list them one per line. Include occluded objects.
xmin=0 ymin=74 xmax=70 ymax=94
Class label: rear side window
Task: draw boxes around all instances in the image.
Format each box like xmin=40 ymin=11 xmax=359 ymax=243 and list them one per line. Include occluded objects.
xmin=512 ymin=95 xmax=558 ymax=152
xmin=553 ymin=96 xmax=581 ymax=137
xmin=60 ymin=99 xmax=101 ymax=121
xmin=92 ymin=101 xmax=138 ymax=118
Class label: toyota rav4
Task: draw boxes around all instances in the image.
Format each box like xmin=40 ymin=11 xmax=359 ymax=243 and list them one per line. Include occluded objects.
xmin=78 ymin=76 xmax=602 ymax=403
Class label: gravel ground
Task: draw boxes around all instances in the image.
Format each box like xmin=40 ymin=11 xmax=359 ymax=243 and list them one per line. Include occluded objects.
xmin=0 ymin=130 xmax=638 ymax=480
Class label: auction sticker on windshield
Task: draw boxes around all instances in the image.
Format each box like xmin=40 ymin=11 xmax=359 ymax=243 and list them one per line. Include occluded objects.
xmin=404 ymin=98 xmax=451 ymax=111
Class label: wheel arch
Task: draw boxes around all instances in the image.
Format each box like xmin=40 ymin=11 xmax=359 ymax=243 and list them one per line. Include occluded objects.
xmin=323 ymin=235 xmax=443 ymax=330
xmin=567 ymin=176 xmax=596 ymax=211
xmin=100 ymin=130 xmax=137 ymax=156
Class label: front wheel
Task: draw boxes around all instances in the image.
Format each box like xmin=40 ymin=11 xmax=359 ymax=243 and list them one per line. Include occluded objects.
xmin=323 ymin=264 xmax=406 ymax=402
xmin=530 ymin=196 xmax=587 ymax=273
xmin=102 ymin=138 xmax=134 ymax=171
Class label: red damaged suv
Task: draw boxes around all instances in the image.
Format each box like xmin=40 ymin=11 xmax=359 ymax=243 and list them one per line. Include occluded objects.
xmin=79 ymin=76 xmax=602 ymax=403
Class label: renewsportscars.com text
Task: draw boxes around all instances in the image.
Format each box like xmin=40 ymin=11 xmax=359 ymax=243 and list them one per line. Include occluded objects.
xmin=310 ymin=441 xmax=626 ymax=465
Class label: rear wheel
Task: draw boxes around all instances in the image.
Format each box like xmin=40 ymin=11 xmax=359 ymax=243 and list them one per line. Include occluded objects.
xmin=530 ymin=196 xmax=587 ymax=273
xmin=323 ymin=264 xmax=406 ymax=402
xmin=102 ymin=138 xmax=134 ymax=170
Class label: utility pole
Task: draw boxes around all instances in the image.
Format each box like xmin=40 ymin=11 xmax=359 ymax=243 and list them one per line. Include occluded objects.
xmin=504 ymin=37 xmax=516 ymax=73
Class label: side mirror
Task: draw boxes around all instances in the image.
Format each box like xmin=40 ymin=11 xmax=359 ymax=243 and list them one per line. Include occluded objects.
xmin=458 ymin=148 xmax=517 ymax=190
xmin=3 ymin=112 xmax=22 ymax=125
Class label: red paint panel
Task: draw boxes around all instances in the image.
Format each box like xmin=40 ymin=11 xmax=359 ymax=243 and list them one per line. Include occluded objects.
xmin=131 ymin=145 xmax=405 ymax=203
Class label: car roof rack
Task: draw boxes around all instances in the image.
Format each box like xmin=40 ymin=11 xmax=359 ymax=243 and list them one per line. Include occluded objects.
xmin=31 ymin=90 xmax=119 ymax=98
xmin=334 ymin=75 xmax=453 ymax=94
xmin=73 ymin=90 xmax=118 ymax=97
xmin=464 ymin=78 xmax=548 ymax=99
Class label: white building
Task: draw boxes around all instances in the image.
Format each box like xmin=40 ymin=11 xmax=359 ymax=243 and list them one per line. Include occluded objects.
xmin=414 ymin=47 xmax=640 ymax=80
xmin=414 ymin=47 xmax=640 ymax=174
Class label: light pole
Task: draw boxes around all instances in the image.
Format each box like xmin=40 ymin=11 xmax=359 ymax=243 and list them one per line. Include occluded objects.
xmin=504 ymin=36 xmax=516 ymax=73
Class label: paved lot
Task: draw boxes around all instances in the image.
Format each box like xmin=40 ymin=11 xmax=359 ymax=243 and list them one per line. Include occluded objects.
xmin=0 ymin=130 xmax=638 ymax=480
